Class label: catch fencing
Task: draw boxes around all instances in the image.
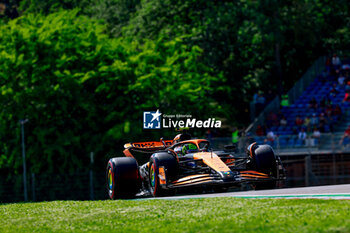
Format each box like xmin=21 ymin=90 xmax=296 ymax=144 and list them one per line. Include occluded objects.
xmin=0 ymin=171 xmax=107 ymax=203
xmin=211 ymin=134 xmax=350 ymax=187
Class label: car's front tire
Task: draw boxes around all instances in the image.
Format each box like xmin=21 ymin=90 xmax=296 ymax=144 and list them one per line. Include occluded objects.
xmin=107 ymin=157 xmax=140 ymax=199
xmin=251 ymin=145 xmax=278 ymax=190
xmin=149 ymin=152 xmax=178 ymax=197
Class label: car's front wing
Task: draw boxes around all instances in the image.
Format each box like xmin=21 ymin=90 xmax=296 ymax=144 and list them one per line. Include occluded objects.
xmin=161 ymin=170 xmax=282 ymax=189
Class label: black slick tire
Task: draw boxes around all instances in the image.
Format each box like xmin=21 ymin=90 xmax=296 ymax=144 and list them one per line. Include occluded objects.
xmin=106 ymin=157 xmax=140 ymax=199
xmin=149 ymin=152 xmax=178 ymax=197
xmin=252 ymin=145 xmax=277 ymax=190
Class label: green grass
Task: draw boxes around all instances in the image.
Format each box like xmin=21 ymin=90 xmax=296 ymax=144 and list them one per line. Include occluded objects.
xmin=0 ymin=198 xmax=350 ymax=232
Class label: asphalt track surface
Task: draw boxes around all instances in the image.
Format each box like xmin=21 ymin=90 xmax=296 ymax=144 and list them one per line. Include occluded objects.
xmin=150 ymin=184 xmax=350 ymax=200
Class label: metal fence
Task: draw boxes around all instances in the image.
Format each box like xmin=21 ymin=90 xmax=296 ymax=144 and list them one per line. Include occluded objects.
xmin=1 ymin=134 xmax=350 ymax=203
xmin=210 ymin=134 xmax=350 ymax=188
xmin=0 ymin=171 xmax=107 ymax=203
xmin=211 ymin=133 xmax=350 ymax=156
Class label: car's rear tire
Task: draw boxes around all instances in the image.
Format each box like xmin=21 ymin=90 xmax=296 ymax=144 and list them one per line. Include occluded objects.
xmin=149 ymin=152 xmax=178 ymax=197
xmin=107 ymin=157 xmax=140 ymax=199
xmin=252 ymin=145 xmax=277 ymax=190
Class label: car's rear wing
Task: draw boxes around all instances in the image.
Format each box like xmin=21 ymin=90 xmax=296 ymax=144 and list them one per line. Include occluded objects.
xmin=124 ymin=140 xmax=173 ymax=150
xmin=123 ymin=140 xmax=174 ymax=158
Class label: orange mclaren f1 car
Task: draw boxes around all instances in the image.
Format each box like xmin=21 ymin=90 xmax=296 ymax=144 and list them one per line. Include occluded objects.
xmin=106 ymin=133 xmax=286 ymax=199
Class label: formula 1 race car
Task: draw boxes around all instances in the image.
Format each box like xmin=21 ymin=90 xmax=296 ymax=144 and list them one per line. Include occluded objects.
xmin=106 ymin=133 xmax=286 ymax=199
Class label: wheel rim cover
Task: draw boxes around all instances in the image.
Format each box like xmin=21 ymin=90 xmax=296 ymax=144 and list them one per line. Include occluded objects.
xmin=150 ymin=165 xmax=156 ymax=187
xmin=108 ymin=168 xmax=113 ymax=190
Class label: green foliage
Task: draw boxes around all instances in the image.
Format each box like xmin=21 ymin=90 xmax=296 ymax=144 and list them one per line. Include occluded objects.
xmin=75 ymin=0 xmax=348 ymax=121
xmin=19 ymin=0 xmax=88 ymax=14
xmin=0 ymin=10 xmax=218 ymax=176
xmin=17 ymin=0 xmax=350 ymax=122
xmin=84 ymin=0 xmax=140 ymax=37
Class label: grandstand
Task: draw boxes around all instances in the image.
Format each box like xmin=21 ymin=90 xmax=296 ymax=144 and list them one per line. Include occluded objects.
xmin=246 ymin=55 xmax=350 ymax=152
xmin=241 ymin=55 xmax=350 ymax=187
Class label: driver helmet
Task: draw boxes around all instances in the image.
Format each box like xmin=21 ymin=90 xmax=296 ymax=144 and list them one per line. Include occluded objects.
xmin=182 ymin=144 xmax=198 ymax=155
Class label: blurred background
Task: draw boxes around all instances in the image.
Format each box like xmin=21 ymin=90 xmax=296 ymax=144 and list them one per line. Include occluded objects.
xmin=0 ymin=0 xmax=350 ymax=202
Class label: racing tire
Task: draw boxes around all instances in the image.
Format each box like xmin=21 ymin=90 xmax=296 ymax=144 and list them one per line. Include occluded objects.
xmin=106 ymin=157 xmax=140 ymax=199
xmin=149 ymin=152 xmax=178 ymax=197
xmin=252 ymin=145 xmax=277 ymax=190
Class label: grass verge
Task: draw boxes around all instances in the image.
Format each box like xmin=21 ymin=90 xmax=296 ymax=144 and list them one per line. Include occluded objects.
xmin=0 ymin=198 xmax=349 ymax=232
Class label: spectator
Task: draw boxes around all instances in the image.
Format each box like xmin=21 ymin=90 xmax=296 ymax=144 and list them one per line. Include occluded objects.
xmin=0 ymin=3 xmax=7 ymax=17
xmin=345 ymin=81 xmax=350 ymax=92
xmin=319 ymin=113 xmax=328 ymax=132
xmin=311 ymin=127 xmax=321 ymax=146
xmin=310 ymin=113 xmax=319 ymax=127
xmin=298 ymin=128 xmax=307 ymax=144
xmin=280 ymin=94 xmax=289 ymax=107
xmin=308 ymin=97 xmax=318 ymax=109
xmin=325 ymin=96 xmax=333 ymax=106
xmin=333 ymin=104 xmax=342 ymax=117
xmin=10 ymin=4 xmax=18 ymax=19
xmin=339 ymin=126 xmax=350 ymax=147
xmin=255 ymin=92 xmax=266 ymax=116
xmin=342 ymin=64 xmax=350 ymax=70
xmin=276 ymin=110 xmax=284 ymax=121
xmin=318 ymin=70 xmax=328 ymax=83
xmin=255 ymin=125 xmax=265 ymax=136
xmin=264 ymin=129 xmax=276 ymax=146
xmin=303 ymin=115 xmax=311 ymax=132
xmin=325 ymin=104 xmax=333 ymax=116
xmin=338 ymin=73 xmax=346 ymax=87
xmin=343 ymin=90 xmax=350 ymax=102
xmin=266 ymin=112 xmax=279 ymax=128
xmin=295 ymin=115 xmax=304 ymax=127
xmin=0 ymin=1 xmax=18 ymax=19
xmin=319 ymin=96 xmax=327 ymax=108
xmin=253 ymin=92 xmax=259 ymax=104
xmin=330 ymin=83 xmax=340 ymax=97
xmin=280 ymin=116 xmax=287 ymax=126
xmin=325 ymin=113 xmax=334 ymax=132
xmin=291 ymin=126 xmax=299 ymax=140
xmin=332 ymin=54 xmax=341 ymax=68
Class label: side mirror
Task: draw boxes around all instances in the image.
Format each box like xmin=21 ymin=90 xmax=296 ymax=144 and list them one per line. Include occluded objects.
xmin=160 ymin=137 xmax=166 ymax=147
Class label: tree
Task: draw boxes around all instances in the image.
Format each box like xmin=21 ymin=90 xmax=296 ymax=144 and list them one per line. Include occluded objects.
xmin=0 ymin=10 xmax=219 ymax=179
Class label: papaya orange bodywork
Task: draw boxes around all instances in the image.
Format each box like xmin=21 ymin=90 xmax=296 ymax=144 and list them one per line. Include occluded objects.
xmin=171 ymin=174 xmax=213 ymax=186
xmin=124 ymin=140 xmax=174 ymax=149
xmin=158 ymin=167 xmax=166 ymax=185
xmin=123 ymin=149 xmax=134 ymax=158
xmin=240 ymin=170 xmax=269 ymax=176
xmin=193 ymin=152 xmax=231 ymax=173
